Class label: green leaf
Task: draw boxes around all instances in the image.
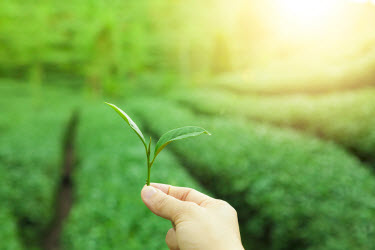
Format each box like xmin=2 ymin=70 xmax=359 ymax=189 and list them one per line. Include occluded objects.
xmin=105 ymin=102 xmax=147 ymax=149
xmin=153 ymin=126 xmax=210 ymax=163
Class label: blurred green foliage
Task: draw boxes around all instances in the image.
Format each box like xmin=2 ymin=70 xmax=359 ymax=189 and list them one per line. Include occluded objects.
xmin=0 ymin=208 xmax=23 ymax=250
xmin=0 ymin=0 xmax=220 ymax=94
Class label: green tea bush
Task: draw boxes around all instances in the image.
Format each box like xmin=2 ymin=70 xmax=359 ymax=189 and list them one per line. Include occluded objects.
xmin=129 ymin=97 xmax=375 ymax=250
xmin=0 ymin=208 xmax=23 ymax=250
xmin=0 ymin=82 xmax=78 ymax=245
xmin=61 ymin=103 xmax=205 ymax=250
xmin=172 ymin=88 xmax=375 ymax=160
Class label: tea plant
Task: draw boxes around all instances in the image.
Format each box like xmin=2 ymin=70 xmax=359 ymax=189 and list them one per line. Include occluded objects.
xmin=105 ymin=102 xmax=211 ymax=185
xmin=171 ymin=88 xmax=375 ymax=159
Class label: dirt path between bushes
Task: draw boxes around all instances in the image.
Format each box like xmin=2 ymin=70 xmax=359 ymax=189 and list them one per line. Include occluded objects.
xmin=42 ymin=112 xmax=79 ymax=250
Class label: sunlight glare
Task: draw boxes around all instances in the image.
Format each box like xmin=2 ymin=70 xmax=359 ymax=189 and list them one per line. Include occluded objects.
xmin=276 ymin=0 xmax=338 ymax=26
xmin=347 ymin=0 xmax=368 ymax=3
xmin=343 ymin=0 xmax=375 ymax=5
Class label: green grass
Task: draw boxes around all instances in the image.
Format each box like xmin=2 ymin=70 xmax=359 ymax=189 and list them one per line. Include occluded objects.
xmin=61 ymin=102 xmax=206 ymax=250
xmin=129 ymin=97 xmax=375 ymax=250
xmin=171 ymin=87 xmax=375 ymax=161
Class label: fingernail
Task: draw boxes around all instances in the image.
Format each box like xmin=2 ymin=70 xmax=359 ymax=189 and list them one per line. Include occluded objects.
xmin=143 ymin=186 xmax=157 ymax=201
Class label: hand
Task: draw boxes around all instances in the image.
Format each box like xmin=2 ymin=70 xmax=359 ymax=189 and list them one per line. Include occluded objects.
xmin=141 ymin=183 xmax=244 ymax=250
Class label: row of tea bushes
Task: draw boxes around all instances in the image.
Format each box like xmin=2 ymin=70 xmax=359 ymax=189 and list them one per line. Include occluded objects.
xmin=0 ymin=81 xmax=78 ymax=247
xmin=129 ymin=97 xmax=375 ymax=250
xmin=61 ymin=102 xmax=205 ymax=249
xmin=172 ymin=87 xmax=375 ymax=161
xmin=0 ymin=208 xmax=23 ymax=250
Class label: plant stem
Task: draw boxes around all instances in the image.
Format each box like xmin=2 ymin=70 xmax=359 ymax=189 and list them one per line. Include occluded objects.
xmin=147 ymin=162 xmax=151 ymax=186
xmin=146 ymin=139 xmax=151 ymax=186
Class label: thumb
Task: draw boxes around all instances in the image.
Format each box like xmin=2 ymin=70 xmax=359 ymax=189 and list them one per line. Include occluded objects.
xmin=141 ymin=185 xmax=187 ymax=221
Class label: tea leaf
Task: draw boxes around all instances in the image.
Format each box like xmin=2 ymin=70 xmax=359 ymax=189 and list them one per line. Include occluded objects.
xmin=105 ymin=102 xmax=147 ymax=149
xmin=153 ymin=126 xmax=210 ymax=162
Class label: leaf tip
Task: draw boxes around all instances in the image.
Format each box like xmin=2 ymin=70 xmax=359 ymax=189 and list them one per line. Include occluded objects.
xmin=201 ymin=128 xmax=211 ymax=136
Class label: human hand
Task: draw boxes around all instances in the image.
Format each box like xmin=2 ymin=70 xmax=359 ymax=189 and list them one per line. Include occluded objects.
xmin=141 ymin=183 xmax=244 ymax=250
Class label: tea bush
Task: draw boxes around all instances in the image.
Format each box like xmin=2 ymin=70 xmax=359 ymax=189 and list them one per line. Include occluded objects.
xmin=0 ymin=208 xmax=23 ymax=250
xmin=61 ymin=103 xmax=206 ymax=249
xmin=130 ymin=97 xmax=375 ymax=250
xmin=0 ymin=81 xmax=78 ymax=245
xmin=172 ymin=88 xmax=375 ymax=161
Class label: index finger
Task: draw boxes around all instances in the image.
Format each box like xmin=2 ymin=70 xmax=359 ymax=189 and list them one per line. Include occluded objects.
xmin=150 ymin=183 xmax=214 ymax=207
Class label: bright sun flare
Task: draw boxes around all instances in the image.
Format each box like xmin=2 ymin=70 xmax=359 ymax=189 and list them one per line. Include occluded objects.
xmin=277 ymin=0 xmax=375 ymax=26
xmin=276 ymin=0 xmax=337 ymax=26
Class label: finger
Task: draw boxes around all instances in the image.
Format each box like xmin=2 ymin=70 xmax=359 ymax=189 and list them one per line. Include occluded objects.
xmin=166 ymin=228 xmax=179 ymax=250
xmin=151 ymin=183 xmax=214 ymax=206
xmin=141 ymin=185 xmax=187 ymax=221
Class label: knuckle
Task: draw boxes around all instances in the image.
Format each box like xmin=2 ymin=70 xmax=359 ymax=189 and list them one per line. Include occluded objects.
xmin=181 ymin=188 xmax=193 ymax=201
xmin=172 ymin=208 xmax=185 ymax=223
xmin=172 ymin=202 xmax=199 ymax=223
xmin=216 ymin=199 xmax=230 ymax=207
xmin=154 ymin=196 xmax=168 ymax=211
xmin=185 ymin=201 xmax=198 ymax=209
xmin=186 ymin=201 xmax=202 ymax=215
xmin=215 ymin=199 xmax=237 ymax=216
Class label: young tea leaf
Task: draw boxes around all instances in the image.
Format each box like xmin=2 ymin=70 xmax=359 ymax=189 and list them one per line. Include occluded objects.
xmin=105 ymin=102 xmax=147 ymax=149
xmin=153 ymin=126 xmax=210 ymax=163
xmin=105 ymin=104 xmax=212 ymax=186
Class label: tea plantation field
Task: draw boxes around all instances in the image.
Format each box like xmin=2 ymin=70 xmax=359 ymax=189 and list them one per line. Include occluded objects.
xmin=1 ymin=80 xmax=375 ymax=250
xmin=128 ymin=97 xmax=375 ymax=250
xmin=0 ymin=82 xmax=79 ymax=249
xmin=172 ymin=87 xmax=375 ymax=162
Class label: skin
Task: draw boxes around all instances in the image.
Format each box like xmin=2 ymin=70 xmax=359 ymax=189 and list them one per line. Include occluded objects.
xmin=141 ymin=183 xmax=244 ymax=250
